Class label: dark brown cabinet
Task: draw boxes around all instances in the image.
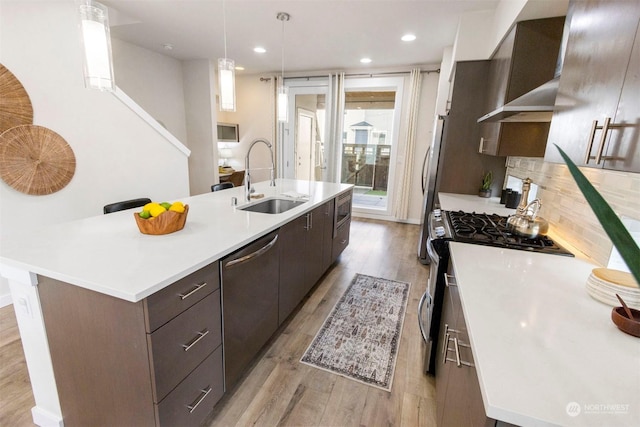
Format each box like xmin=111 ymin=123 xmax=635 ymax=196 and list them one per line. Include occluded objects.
xmin=435 ymin=61 xmax=508 ymax=197
xmin=544 ymin=0 xmax=640 ymax=172
xmin=279 ymin=201 xmax=333 ymax=323
xmin=436 ymin=265 xmax=493 ymax=427
xmin=479 ymin=17 xmax=564 ymax=157
xmin=38 ymin=262 xmax=224 ymax=427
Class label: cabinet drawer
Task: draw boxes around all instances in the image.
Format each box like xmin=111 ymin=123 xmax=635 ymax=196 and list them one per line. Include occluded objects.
xmin=155 ymin=347 xmax=224 ymax=427
xmin=144 ymin=262 xmax=219 ymax=332
xmin=148 ymin=291 xmax=222 ymax=402
xmin=332 ymin=218 xmax=350 ymax=260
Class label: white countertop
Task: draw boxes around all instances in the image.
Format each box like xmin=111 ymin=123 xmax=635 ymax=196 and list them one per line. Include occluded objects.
xmin=438 ymin=192 xmax=516 ymax=216
xmin=0 ymin=179 xmax=352 ymax=302
xmin=449 ymin=242 xmax=640 ymax=427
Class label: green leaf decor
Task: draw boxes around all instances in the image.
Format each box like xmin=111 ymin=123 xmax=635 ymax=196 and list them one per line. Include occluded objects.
xmin=555 ymin=144 xmax=639 ymax=286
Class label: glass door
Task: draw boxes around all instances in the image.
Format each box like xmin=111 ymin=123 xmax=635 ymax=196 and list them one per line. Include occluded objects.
xmin=281 ymin=79 xmax=330 ymax=182
xmin=340 ymin=77 xmax=404 ymax=215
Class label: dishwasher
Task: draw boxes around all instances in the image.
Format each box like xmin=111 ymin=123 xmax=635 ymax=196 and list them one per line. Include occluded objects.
xmin=220 ymin=230 xmax=280 ymax=389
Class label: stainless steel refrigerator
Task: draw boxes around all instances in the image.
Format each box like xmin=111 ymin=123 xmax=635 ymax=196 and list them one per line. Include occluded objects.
xmin=417 ymin=61 xmax=507 ymax=264
xmin=417 ymin=115 xmax=446 ymax=264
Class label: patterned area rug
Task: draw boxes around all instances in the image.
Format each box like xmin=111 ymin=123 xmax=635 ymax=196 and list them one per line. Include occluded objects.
xmin=300 ymin=273 xmax=411 ymax=391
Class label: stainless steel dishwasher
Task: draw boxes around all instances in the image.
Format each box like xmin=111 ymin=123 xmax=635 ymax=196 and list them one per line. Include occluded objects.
xmin=220 ymin=230 xmax=280 ymax=389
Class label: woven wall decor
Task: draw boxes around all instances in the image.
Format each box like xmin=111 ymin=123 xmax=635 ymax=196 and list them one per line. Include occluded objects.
xmin=0 ymin=125 xmax=76 ymax=195
xmin=0 ymin=64 xmax=34 ymax=133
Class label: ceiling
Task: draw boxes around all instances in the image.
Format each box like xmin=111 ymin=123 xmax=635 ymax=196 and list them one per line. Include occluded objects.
xmin=103 ymin=0 xmax=501 ymax=75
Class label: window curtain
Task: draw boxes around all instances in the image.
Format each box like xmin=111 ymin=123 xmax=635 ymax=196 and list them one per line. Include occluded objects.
xmin=328 ymin=72 xmax=345 ymax=182
xmin=393 ymin=68 xmax=421 ymax=220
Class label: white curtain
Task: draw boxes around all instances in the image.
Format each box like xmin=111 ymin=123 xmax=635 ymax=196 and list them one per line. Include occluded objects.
xmin=394 ymin=68 xmax=422 ymax=220
xmin=328 ymin=72 xmax=345 ymax=182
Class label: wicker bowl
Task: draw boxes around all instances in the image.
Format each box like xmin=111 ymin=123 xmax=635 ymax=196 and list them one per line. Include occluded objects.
xmin=134 ymin=205 xmax=189 ymax=235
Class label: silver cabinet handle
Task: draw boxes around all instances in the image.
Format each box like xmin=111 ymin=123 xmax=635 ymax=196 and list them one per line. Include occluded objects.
xmin=304 ymin=213 xmax=312 ymax=230
xmin=478 ymin=137 xmax=485 ymax=154
xmin=443 ymin=323 xmax=460 ymax=336
xmin=444 ymin=274 xmax=457 ymax=287
xmin=453 ymin=337 xmax=461 ymax=367
xmin=225 ymin=234 xmax=279 ymax=268
xmin=585 ymin=117 xmax=626 ymax=165
xmin=454 ymin=338 xmax=475 ymax=367
xmin=186 ymin=386 xmax=212 ymax=413
xmin=442 ymin=332 xmax=451 ymax=364
xmin=584 ymin=120 xmax=599 ymax=164
xmin=178 ymin=282 xmax=208 ymax=300
xmin=594 ymin=117 xmax=611 ymax=165
xmin=182 ymin=329 xmax=209 ymax=352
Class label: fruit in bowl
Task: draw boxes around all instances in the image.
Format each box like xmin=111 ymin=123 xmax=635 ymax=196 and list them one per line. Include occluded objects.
xmin=134 ymin=201 xmax=189 ymax=235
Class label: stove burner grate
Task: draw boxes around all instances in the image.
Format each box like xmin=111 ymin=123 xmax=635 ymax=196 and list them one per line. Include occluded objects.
xmin=445 ymin=210 xmax=573 ymax=256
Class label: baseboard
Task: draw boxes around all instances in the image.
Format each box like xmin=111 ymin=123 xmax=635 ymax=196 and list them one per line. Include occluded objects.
xmin=0 ymin=292 xmax=13 ymax=308
xmin=31 ymin=406 xmax=63 ymax=427
xmin=351 ymin=211 xmax=420 ymax=225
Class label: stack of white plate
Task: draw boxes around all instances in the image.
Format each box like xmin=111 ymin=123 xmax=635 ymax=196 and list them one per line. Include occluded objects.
xmin=586 ymin=268 xmax=640 ymax=309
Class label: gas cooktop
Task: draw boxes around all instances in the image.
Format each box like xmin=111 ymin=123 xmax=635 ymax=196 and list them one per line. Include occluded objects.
xmin=446 ymin=210 xmax=574 ymax=256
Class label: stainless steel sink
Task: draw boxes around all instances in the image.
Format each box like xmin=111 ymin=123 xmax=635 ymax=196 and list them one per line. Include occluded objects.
xmin=238 ymin=197 xmax=305 ymax=214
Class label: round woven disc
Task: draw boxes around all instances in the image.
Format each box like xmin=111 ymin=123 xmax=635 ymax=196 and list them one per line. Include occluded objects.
xmin=0 ymin=125 xmax=76 ymax=195
xmin=0 ymin=64 xmax=34 ymax=133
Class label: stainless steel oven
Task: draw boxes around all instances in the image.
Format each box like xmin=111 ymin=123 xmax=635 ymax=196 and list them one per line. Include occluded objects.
xmin=419 ymin=208 xmax=573 ymax=375
xmin=334 ymin=190 xmax=352 ymax=237
xmin=419 ymin=209 xmax=452 ymax=374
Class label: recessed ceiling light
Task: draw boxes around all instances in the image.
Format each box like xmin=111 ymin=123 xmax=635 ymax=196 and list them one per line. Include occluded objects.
xmin=401 ymin=34 xmax=416 ymax=42
xmin=235 ymin=66 xmax=245 ymax=71
xmin=360 ymin=57 xmax=372 ymax=64
xmin=254 ymin=47 xmax=266 ymax=53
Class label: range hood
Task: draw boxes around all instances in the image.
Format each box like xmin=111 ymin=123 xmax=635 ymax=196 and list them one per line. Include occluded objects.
xmin=477 ymin=77 xmax=559 ymax=123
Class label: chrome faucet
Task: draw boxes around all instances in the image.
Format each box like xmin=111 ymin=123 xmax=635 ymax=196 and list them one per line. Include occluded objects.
xmin=244 ymin=138 xmax=276 ymax=201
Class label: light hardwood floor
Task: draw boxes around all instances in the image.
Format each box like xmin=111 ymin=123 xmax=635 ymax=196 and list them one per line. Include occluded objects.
xmin=0 ymin=218 xmax=436 ymax=426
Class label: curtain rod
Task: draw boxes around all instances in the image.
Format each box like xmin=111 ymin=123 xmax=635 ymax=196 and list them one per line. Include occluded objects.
xmin=260 ymin=68 xmax=439 ymax=82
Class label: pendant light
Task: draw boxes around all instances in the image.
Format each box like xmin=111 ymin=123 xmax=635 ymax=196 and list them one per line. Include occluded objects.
xmin=277 ymin=12 xmax=290 ymax=123
xmin=218 ymin=0 xmax=236 ymax=112
xmin=77 ymin=0 xmax=115 ymax=91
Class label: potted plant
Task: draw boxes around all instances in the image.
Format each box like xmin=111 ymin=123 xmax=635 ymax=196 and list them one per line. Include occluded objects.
xmin=478 ymin=170 xmax=492 ymax=198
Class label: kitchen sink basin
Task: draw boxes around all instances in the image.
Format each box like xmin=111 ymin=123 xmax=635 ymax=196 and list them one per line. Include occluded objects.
xmin=238 ymin=197 xmax=306 ymax=214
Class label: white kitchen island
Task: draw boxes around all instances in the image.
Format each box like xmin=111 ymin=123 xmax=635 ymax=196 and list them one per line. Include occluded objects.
xmin=0 ymin=179 xmax=352 ymax=426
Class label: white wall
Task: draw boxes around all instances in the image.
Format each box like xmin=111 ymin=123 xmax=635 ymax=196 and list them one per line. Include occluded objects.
xmin=112 ymin=38 xmax=188 ymax=143
xmin=0 ymin=1 xmax=190 ymax=305
xmin=183 ymin=59 xmax=218 ymax=195
xmin=218 ymin=74 xmax=276 ymax=184
xmin=451 ymin=0 xmax=569 ymax=71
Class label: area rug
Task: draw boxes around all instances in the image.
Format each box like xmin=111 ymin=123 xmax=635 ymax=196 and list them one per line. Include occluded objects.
xmin=300 ymin=273 xmax=410 ymax=391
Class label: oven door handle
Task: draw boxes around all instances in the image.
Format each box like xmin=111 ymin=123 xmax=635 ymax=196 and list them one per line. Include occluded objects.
xmin=426 ymin=236 xmax=438 ymax=263
xmin=417 ymin=289 xmax=431 ymax=343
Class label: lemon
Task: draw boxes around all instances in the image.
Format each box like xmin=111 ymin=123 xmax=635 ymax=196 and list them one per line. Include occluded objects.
xmin=169 ymin=201 xmax=185 ymax=213
xmin=139 ymin=210 xmax=151 ymax=219
xmin=149 ymin=205 xmax=167 ymax=217
xmin=143 ymin=202 xmax=161 ymax=211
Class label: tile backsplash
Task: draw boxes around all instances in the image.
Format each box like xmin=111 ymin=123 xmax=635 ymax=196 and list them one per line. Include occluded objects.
xmin=506 ymin=157 xmax=640 ymax=267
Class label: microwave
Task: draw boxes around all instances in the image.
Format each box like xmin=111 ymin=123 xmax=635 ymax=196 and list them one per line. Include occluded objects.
xmin=217 ymin=122 xmax=239 ymax=142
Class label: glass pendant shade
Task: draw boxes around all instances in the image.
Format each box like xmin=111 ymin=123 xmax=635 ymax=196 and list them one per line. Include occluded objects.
xmin=277 ymin=85 xmax=288 ymax=122
xmin=218 ymin=58 xmax=236 ymax=112
xmin=78 ymin=0 xmax=115 ymax=91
